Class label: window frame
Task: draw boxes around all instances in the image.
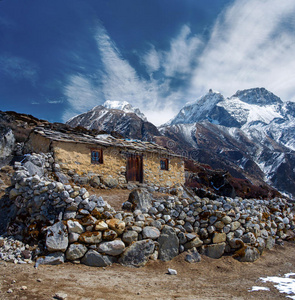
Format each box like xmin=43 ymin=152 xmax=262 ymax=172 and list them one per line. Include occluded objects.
xmin=91 ymin=149 xmax=103 ymax=164
xmin=160 ymin=158 xmax=169 ymax=171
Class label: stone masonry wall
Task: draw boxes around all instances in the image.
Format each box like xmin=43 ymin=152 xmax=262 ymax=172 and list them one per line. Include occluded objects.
xmin=52 ymin=141 xmax=127 ymax=184
xmin=2 ymin=153 xmax=295 ymax=267
xmin=143 ymin=153 xmax=185 ymax=187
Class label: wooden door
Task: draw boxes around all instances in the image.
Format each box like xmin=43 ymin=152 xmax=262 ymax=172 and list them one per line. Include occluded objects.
xmin=126 ymin=154 xmax=143 ymax=183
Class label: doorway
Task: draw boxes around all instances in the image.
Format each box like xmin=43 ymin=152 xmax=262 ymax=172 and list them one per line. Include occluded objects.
xmin=126 ymin=153 xmax=143 ymax=183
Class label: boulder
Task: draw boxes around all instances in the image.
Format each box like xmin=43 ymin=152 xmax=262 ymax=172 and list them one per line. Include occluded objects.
xmin=234 ymin=246 xmax=260 ymax=262
xmin=122 ymin=230 xmax=138 ymax=244
xmin=95 ymin=220 xmax=108 ymax=231
xmin=265 ymin=236 xmax=276 ymax=250
xmin=142 ymin=226 xmax=160 ymax=240
xmin=101 ymin=176 xmax=118 ymax=188
xmin=212 ymin=232 xmax=226 ymax=244
xmin=55 ymin=172 xmax=70 ymax=184
xmin=102 ymin=229 xmax=118 ymax=241
xmin=97 ymin=240 xmax=125 ymax=256
xmin=184 ymin=237 xmax=203 ymax=250
xmin=201 ymin=242 xmax=226 ymax=259
xmin=23 ymin=155 xmax=45 ymax=178
xmin=67 ymin=220 xmax=84 ymax=234
xmin=106 ymin=219 xmax=125 ymax=235
xmin=46 ymin=221 xmax=68 ymax=252
xmin=128 ymin=188 xmax=152 ymax=213
xmin=119 ymin=239 xmax=155 ymax=267
xmin=185 ymin=247 xmax=201 ymax=263
xmin=0 ymin=126 xmax=15 ymax=167
xmin=81 ymin=250 xmax=113 ymax=267
xmin=79 ymin=231 xmax=102 ymax=244
xmin=66 ymin=243 xmax=88 ymax=260
xmin=158 ymin=226 xmax=179 ymax=261
xmin=35 ymin=252 xmax=65 ymax=267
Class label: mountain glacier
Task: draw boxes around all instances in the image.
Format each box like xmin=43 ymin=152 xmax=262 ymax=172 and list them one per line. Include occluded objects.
xmin=161 ymin=87 xmax=295 ymax=198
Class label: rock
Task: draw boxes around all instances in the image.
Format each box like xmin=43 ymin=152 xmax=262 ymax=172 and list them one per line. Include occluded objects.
xmin=35 ymin=252 xmax=65 ymax=266
xmin=119 ymin=239 xmax=155 ymax=267
xmin=101 ymin=176 xmax=118 ymax=188
xmin=265 ymin=236 xmax=276 ymax=250
xmin=23 ymin=160 xmax=44 ymax=178
xmin=54 ymin=292 xmax=68 ymax=300
xmin=221 ymin=216 xmax=232 ymax=225
xmin=142 ymin=226 xmax=160 ymax=240
xmin=128 ymin=188 xmax=152 ymax=213
xmin=214 ymin=221 xmax=225 ymax=230
xmin=106 ymin=219 xmax=125 ymax=235
xmin=242 ymin=232 xmax=256 ymax=244
xmin=81 ymin=250 xmax=113 ymax=267
xmin=95 ymin=220 xmax=108 ymax=231
xmin=102 ymin=229 xmax=118 ymax=241
xmin=122 ymin=230 xmax=138 ymax=244
xmin=79 ymin=232 xmax=102 ymax=244
xmin=184 ymin=237 xmax=203 ymax=250
xmin=167 ymin=268 xmax=177 ymax=275
xmin=234 ymin=246 xmax=260 ymax=262
xmin=89 ymin=176 xmax=100 ymax=188
xmin=201 ymin=242 xmax=226 ymax=259
xmin=228 ymin=238 xmax=244 ymax=249
xmin=158 ymin=226 xmax=179 ymax=261
xmin=185 ymin=247 xmax=201 ymax=263
xmin=67 ymin=220 xmax=84 ymax=234
xmin=97 ymin=240 xmax=125 ymax=256
xmin=231 ymin=221 xmax=241 ymax=231
xmin=66 ymin=243 xmax=88 ymax=260
xmin=55 ymin=172 xmax=70 ymax=184
xmin=46 ymin=221 xmax=68 ymax=252
xmin=212 ymin=232 xmax=226 ymax=244
xmin=68 ymin=232 xmax=80 ymax=243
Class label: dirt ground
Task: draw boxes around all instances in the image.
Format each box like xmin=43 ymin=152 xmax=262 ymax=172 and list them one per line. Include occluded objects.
xmin=0 ymin=242 xmax=295 ymax=300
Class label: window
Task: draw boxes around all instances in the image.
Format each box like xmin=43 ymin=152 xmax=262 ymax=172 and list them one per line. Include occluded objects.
xmin=91 ymin=149 xmax=103 ymax=164
xmin=160 ymin=158 xmax=169 ymax=170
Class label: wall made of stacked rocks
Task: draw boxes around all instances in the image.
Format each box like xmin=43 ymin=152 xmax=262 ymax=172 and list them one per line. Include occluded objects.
xmin=143 ymin=153 xmax=185 ymax=188
xmin=2 ymin=154 xmax=295 ymax=267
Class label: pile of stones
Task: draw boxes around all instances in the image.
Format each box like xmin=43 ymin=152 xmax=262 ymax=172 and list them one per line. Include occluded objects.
xmin=1 ymin=153 xmax=295 ymax=268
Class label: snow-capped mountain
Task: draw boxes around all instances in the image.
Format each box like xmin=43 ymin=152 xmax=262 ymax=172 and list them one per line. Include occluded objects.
xmin=66 ymin=103 xmax=159 ymax=141
xmin=161 ymin=87 xmax=295 ymax=198
xmin=103 ymin=100 xmax=147 ymax=121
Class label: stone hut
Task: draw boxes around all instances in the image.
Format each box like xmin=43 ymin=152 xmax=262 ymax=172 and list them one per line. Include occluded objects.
xmin=25 ymin=127 xmax=185 ymax=187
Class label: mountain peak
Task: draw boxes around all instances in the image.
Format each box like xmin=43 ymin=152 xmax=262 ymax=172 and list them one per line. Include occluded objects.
xmin=102 ymin=100 xmax=147 ymax=121
xmin=166 ymin=90 xmax=224 ymax=126
xmin=231 ymin=87 xmax=283 ymax=106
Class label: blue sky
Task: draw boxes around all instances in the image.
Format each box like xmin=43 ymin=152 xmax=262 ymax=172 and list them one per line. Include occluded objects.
xmin=1 ymin=0 xmax=295 ymax=125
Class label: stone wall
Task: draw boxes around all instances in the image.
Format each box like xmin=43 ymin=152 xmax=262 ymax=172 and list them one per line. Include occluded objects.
xmin=25 ymin=132 xmax=185 ymax=188
xmin=52 ymin=141 xmax=127 ymax=185
xmin=143 ymin=153 xmax=185 ymax=187
xmin=24 ymin=131 xmax=51 ymax=154
xmin=2 ymin=154 xmax=295 ymax=267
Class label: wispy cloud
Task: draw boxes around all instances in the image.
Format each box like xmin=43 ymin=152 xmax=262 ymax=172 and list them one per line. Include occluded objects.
xmin=162 ymin=25 xmax=202 ymax=78
xmin=63 ymin=24 xmax=201 ymax=125
xmin=190 ymin=0 xmax=295 ymax=100
xmin=142 ymin=45 xmax=160 ymax=74
xmin=63 ymin=1 xmax=295 ymax=126
xmin=63 ymin=74 xmax=101 ymax=121
xmin=0 ymin=55 xmax=38 ymax=84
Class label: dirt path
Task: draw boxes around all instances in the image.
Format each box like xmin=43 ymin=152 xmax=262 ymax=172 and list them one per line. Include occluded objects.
xmin=1 ymin=242 xmax=295 ymax=300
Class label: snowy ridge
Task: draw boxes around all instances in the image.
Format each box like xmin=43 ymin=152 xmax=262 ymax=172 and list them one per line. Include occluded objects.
xmin=102 ymin=100 xmax=147 ymax=121
xmin=166 ymin=90 xmax=224 ymax=126
xmin=162 ymin=87 xmax=295 ymax=197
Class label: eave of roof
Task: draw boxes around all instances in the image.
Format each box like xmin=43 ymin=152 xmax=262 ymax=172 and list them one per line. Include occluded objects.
xmin=32 ymin=127 xmax=182 ymax=158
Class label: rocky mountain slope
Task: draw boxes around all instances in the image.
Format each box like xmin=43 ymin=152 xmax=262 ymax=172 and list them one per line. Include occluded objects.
xmin=161 ymin=88 xmax=295 ymax=198
xmin=66 ymin=102 xmax=160 ymax=141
